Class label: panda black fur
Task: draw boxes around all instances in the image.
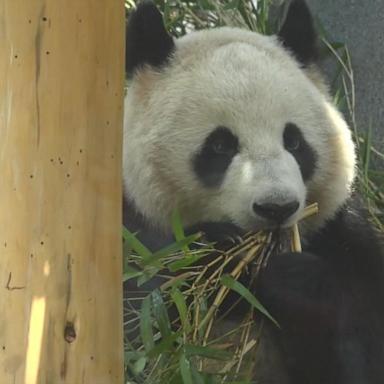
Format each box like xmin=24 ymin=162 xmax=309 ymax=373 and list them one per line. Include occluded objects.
xmin=123 ymin=1 xmax=384 ymax=383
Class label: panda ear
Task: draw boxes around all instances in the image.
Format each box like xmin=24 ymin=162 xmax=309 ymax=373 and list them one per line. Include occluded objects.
xmin=278 ymin=0 xmax=318 ymax=65
xmin=126 ymin=1 xmax=175 ymax=77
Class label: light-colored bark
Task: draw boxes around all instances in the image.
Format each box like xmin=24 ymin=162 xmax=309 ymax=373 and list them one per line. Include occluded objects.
xmin=0 ymin=1 xmax=125 ymax=383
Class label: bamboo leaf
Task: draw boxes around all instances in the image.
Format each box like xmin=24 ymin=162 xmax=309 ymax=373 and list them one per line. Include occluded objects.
xmin=149 ymin=234 xmax=200 ymax=266
xmin=123 ymin=227 xmax=152 ymax=261
xmin=147 ymin=332 xmax=180 ymax=358
xmin=152 ymin=289 xmax=172 ymax=338
xmin=171 ymin=208 xmax=191 ymax=254
xmin=179 ymin=353 xmax=194 ymax=384
xmin=168 ymin=253 xmax=205 ymax=272
xmin=184 ymin=344 xmax=231 ymax=361
xmin=171 ymin=288 xmax=191 ymax=332
xmin=191 ymin=367 xmax=216 ymax=384
xmin=132 ymin=356 xmax=147 ymax=375
xmin=172 ymin=208 xmax=186 ymax=241
xmin=140 ymin=295 xmax=154 ymax=352
xmin=220 ymin=275 xmax=279 ymax=328
xmin=122 ymin=265 xmax=142 ymax=282
xmin=137 ymin=267 xmax=162 ymax=287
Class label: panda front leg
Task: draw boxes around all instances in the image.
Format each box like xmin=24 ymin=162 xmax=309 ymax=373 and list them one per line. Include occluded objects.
xmin=257 ymin=250 xmax=384 ymax=384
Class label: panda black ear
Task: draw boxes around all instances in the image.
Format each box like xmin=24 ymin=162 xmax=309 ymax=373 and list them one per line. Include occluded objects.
xmin=126 ymin=1 xmax=175 ymax=77
xmin=278 ymin=0 xmax=318 ymax=65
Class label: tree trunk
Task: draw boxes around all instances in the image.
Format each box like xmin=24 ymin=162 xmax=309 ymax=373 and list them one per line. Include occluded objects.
xmin=0 ymin=1 xmax=125 ymax=383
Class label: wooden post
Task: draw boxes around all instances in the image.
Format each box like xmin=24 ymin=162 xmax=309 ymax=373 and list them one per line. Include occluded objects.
xmin=0 ymin=1 xmax=125 ymax=383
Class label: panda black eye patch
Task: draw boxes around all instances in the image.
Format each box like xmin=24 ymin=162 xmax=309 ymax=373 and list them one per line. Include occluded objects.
xmin=283 ymin=123 xmax=317 ymax=181
xmin=193 ymin=126 xmax=239 ymax=188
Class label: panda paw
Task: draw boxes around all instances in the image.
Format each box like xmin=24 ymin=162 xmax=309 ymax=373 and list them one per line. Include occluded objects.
xmin=186 ymin=222 xmax=246 ymax=249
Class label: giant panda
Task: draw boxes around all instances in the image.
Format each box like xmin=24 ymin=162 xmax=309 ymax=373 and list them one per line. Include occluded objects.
xmin=123 ymin=1 xmax=384 ymax=383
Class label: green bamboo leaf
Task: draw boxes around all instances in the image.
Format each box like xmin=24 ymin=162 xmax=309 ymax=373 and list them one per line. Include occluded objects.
xmin=152 ymin=289 xmax=172 ymax=338
xmin=196 ymin=296 xmax=208 ymax=339
xmin=171 ymin=288 xmax=191 ymax=332
xmin=171 ymin=208 xmax=191 ymax=254
xmin=220 ymin=275 xmax=279 ymax=328
xmin=184 ymin=344 xmax=231 ymax=361
xmin=168 ymin=253 xmax=205 ymax=272
xmin=137 ymin=267 xmax=161 ymax=287
xmin=179 ymin=353 xmax=194 ymax=384
xmin=132 ymin=356 xmax=147 ymax=375
xmin=172 ymin=208 xmax=186 ymax=241
xmin=148 ymin=234 xmax=200 ymax=266
xmin=123 ymin=227 xmax=152 ymax=261
xmin=147 ymin=332 xmax=180 ymax=358
xmin=225 ymin=381 xmax=252 ymax=384
xmin=191 ymin=367 xmax=216 ymax=384
xmin=122 ymin=265 xmax=142 ymax=282
xmin=140 ymin=295 xmax=154 ymax=353
xmin=169 ymin=374 xmax=185 ymax=384
xmin=124 ymin=350 xmax=145 ymax=361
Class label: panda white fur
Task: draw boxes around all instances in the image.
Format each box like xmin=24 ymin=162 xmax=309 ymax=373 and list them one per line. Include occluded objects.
xmin=123 ymin=1 xmax=384 ymax=383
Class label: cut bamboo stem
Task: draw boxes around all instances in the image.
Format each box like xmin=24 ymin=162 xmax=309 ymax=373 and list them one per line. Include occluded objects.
xmin=291 ymin=203 xmax=319 ymax=252
xmin=291 ymin=224 xmax=302 ymax=252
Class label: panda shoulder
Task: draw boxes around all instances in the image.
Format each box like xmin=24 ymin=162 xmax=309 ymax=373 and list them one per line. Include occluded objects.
xmin=308 ymin=195 xmax=384 ymax=267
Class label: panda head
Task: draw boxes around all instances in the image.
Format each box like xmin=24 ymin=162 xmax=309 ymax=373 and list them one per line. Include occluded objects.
xmin=123 ymin=0 xmax=356 ymax=234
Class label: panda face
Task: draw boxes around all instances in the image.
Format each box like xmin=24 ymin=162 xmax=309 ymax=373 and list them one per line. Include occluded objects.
xmin=192 ymin=120 xmax=317 ymax=230
xmin=124 ymin=5 xmax=356 ymax=233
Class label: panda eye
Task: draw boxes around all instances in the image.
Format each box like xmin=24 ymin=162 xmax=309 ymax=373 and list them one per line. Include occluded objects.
xmin=193 ymin=126 xmax=239 ymax=188
xmin=209 ymin=127 xmax=239 ymax=156
xmin=212 ymin=140 xmax=233 ymax=155
xmin=283 ymin=123 xmax=302 ymax=152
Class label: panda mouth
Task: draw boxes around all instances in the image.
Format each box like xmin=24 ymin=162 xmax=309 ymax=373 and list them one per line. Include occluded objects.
xmin=243 ymin=214 xmax=301 ymax=233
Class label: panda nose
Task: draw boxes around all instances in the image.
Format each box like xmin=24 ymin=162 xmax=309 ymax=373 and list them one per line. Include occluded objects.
xmin=253 ymin=201 xmax=299 ymax=223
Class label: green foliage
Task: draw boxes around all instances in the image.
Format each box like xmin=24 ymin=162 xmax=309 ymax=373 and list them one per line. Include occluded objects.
xmin=126 ymin=0 xmax=278 ymax=35
xmin=124 ymin=221 xmax=275 ymax=383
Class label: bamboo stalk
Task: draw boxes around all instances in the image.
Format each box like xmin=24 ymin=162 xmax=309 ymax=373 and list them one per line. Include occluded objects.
xmin=291 ymin=203 xmax=319 ymax=252
xmin=291 ymin=224 xmax=302 ymax=252
xmin=0 ymin=1 xmax=125 ymax=383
